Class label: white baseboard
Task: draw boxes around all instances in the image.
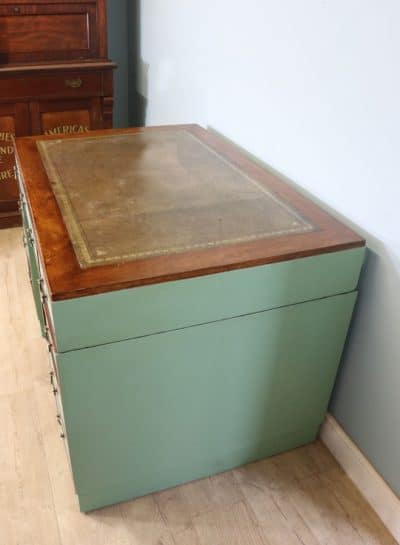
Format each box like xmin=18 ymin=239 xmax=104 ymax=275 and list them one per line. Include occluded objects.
xmin=320 ymin=414 xmax=400 ymax=543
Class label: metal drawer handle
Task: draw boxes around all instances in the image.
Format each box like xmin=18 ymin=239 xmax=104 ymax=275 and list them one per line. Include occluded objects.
xmin=56 ymin=415 xmax=65 ymax=438
xmin=50 ymin=371 xmax=58 ymax=395
xmin=57 ymin=414 xmax=63 ymax=426
xmin=38 ymin=278 xmax=48 ymax=303
xmin=26 ymin=228 xmax=35 ymax=246
xmin=65 ymin=78 xmax=83 ymax=89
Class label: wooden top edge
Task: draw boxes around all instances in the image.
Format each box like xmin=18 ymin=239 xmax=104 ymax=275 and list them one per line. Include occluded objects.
xmin=52 ymin=242 xmax=365 ymax=302
xmin=15 ymin=125 xmax=365 ymax=302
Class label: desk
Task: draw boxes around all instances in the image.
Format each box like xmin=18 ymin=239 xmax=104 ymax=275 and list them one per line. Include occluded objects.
xmin=15 ymin=125 xmax=365 ymax=512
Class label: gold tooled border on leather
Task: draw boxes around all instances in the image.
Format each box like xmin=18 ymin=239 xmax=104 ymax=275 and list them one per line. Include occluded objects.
xmin=37 ymin=132 xmax=315 ymax=269
xmin=37 ymin=138 xmax=92 ymax=268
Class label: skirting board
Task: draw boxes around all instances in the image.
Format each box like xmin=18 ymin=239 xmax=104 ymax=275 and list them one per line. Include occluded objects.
xmin=320 ymin=413 xmax=400 ymax=543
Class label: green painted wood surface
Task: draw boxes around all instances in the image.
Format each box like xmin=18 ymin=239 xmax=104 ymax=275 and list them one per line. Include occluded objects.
xmin=20 ymin=204 xmax=46 ymax=336
xmin=52 ymin=248 xmax=365 ymax=352
xmin=56 ymin=291 xmax=357 ymax=512
xmin=25 ymin=237 xmax=46 ymax=336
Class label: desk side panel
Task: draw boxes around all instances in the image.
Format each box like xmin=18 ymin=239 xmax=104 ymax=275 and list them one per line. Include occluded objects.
xmin=52 ymin=247 xmax=365 ymax=352
xmin=57 ymin=291 xmax=357 ymax=512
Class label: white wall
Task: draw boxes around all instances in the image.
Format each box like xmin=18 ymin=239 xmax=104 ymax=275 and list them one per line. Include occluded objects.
xmin=137 ymin=0 xmax=400 ymax=495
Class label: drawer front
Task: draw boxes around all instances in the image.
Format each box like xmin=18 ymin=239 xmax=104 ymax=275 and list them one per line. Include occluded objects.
xmin=42 ymin=290 xmax=57 ymax=347
xmin=18 ymin=176 xmax=48 ymax=335
xmin=30 ymin=97 xmax=103 ymax=135
xmin=48 ymin=344 xmax=60 ymax=387
xmin=23 ymin=234 xmax=46 ymax=335
xmin=23 ymin=225 xmax=46 ymax=336
xmin=19 ymin=175 xmax=36 ymax=243
xmin=0 ymin=3 xmax=98 ymax=63
xmin=0 ymin=72 xmax=104 ymax=101
xmin=48 ymin=348 xmax=73 ymax=469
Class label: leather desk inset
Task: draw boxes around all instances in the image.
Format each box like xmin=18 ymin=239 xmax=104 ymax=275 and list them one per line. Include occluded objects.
xmin=37 ymin=130 xmax=314 ymax=268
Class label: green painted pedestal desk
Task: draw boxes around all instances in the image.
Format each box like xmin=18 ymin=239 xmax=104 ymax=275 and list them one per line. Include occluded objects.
xmin=15 ymin=125 xmax=365 ymax=512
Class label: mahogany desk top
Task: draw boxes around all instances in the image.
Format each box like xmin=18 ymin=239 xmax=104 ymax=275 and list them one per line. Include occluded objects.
xmin=15 ymin=124 xmax=364 ymax=301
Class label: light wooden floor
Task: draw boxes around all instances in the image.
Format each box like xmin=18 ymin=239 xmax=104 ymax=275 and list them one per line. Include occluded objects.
xmin=0 ymin=226 xmax=397 ymax=545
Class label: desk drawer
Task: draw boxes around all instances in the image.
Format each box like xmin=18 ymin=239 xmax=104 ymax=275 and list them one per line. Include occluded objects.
xmin=20 ymin=206 xmax=47 ymax=336
xmin=48 ymin=345 xmax=60 ymax=387
xmin=19 ymin=177 xmax=51 ymax=337
xmin=42 ymin=292 xmax=57 ymax=348
xmin=48 ymin=347 xmax=73 ymax=470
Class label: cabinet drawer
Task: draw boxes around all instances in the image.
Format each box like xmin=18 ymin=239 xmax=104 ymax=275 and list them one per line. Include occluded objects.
xmin=30 ymin=97 xmax=103 ymax=135
xmin=0 ymin=72 xmax=104 ymax=100
xmin=0 ymin=2 xmax=99 ymax=64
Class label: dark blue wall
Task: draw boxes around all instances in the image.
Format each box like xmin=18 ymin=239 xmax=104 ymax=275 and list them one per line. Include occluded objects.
xmin=107 ymin=0 xmax=129 ymax=127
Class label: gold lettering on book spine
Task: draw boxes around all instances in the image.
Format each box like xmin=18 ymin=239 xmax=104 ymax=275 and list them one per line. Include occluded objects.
xmin=0 ymin=132 xmax=15 ymax=182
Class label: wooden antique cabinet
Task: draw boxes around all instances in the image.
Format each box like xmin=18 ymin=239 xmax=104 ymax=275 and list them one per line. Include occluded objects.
xmin=15 ymin=125 xmax=365 ymax=512
xmin=0 ymin=0 xmax=115 ymax=228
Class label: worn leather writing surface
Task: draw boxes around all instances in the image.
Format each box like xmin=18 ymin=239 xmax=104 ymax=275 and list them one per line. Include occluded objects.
xmin=37 ymin=130 xmax=315 ymax=269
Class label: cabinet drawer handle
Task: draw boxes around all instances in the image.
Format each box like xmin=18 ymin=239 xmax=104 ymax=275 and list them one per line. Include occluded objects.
xmin=65 ymin=78 xmax=83 ymax=89
xmin=38 ymin=278 xmax=48 ymax=303
xmin=50 ymin=371 xmax=57 ymax=394
xmin=27 ymin=228 xmax=35 ymax=246
xmin=56 ymin=415 xmax=65 ymax=438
